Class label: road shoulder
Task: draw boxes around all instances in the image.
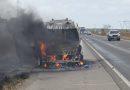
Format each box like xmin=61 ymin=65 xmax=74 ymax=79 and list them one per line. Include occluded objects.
xmin=16 ymin=40 xmax=120 ymax=90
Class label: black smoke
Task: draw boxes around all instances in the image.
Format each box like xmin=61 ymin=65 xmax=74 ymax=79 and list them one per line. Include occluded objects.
xmin=0 ymin=1 xmax=80 ymax=75
xmin=0 ymin=7 xmax=45 ymax=74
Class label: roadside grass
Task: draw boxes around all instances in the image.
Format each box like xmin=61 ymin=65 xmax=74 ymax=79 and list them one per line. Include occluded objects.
xmin=93 ymin=32 xmax=106 ymax=36
xmin=1 ymin=73 xmax=29 ymax=90
xmin=3 ymin=78 xmax=23 ymax=90
xmin=121 ymin=32 xmax=130 ymax=40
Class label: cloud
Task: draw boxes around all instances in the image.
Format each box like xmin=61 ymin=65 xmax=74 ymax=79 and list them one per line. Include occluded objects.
xmin=9 ymin=0 xmax=130 ymax=28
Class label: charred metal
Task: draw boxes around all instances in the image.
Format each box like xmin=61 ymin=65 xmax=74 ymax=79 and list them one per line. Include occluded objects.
xmin=34 ymin=19 xmax=84 ymax=69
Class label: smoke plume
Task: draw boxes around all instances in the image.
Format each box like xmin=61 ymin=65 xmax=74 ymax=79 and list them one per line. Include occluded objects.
xmin=0 ymin=1 xmax=45 ymax=74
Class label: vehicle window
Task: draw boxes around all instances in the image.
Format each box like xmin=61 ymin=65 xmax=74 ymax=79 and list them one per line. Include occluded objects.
xmin=110 ymin=31 xmax=119 ymax=34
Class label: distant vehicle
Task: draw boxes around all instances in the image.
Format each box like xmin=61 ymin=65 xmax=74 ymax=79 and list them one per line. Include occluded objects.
xmin=80 ymin=27 xmax=86 ymax=34
xmin=84 ymin=31 xmax=92 ymax=35
xmin=86 ymin=31 xmax=92 ymax=35
xmin=107 ymin=30 xmax=120 ymax=41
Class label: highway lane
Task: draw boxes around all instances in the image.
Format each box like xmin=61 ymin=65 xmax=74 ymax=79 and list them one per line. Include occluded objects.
xmin=84 ymin=35 xmax=130 ymax=81
xmin=92 ymin=35 xmax=130 ymax=50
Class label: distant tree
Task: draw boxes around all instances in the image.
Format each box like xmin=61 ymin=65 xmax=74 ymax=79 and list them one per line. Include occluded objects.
xmin=100 ymin=25 xmax=111 ymax=36
xmin=103 ymin=25 xmax=111 ymax=29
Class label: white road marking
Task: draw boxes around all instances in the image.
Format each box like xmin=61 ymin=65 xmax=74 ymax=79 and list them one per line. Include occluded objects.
xmin=93 ymin=34 xmax=130 ymax=42
xmin=73 ymin=82 xmax=115 ymax=86
xmin=113 ymin=43 xmax=119 ymax=46
xmin=89 ymin=37 xmax=130 ymax=54
xmin=82 ymin=38 xmax=130 ymax=88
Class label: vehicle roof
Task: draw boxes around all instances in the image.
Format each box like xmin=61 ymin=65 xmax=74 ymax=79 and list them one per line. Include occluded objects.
xmin=109 ymin=30 xmax=119 ymax=32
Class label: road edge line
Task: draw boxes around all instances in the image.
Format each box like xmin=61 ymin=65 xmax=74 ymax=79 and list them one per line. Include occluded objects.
xmin=93 ymin=33 xmax=130 ymax=41
xmin=82 ymin=38 xmax=130 ymax=90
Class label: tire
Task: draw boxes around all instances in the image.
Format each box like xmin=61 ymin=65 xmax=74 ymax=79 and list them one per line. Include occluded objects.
xmin=108 ymin=38 xmax=111 ymax=41
xmin=117 ymin=38 xmax=120 ymax=41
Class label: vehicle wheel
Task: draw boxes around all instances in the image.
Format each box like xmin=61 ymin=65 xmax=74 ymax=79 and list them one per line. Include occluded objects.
xmin=108 ymin=38 xmax=111 ymax=41
xmin=117 ymin=38 xmax=120 ymax=41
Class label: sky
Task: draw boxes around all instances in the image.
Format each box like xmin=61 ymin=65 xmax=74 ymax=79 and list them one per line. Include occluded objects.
xmin=4 ymin=0 xmax=130 ymax=28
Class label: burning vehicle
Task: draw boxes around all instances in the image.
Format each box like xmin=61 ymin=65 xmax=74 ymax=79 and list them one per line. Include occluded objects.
xmin=34 ymin=18 xmax=84 ymax=69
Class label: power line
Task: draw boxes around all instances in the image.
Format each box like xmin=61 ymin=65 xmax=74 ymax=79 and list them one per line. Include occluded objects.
xmin=120 ymin=21 xmax=130 ymax=29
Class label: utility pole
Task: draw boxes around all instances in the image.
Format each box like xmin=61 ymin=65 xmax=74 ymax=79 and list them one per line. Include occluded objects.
xmin=121 ymin=21 xmax=130 ymax=29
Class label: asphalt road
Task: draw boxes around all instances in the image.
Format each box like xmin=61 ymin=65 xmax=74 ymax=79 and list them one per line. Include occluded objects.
xmin=84 ymin=34 xmax=130 ymax=81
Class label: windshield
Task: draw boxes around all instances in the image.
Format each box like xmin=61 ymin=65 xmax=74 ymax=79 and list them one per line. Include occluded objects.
xmin=110 ymin=31 xmax=119 ymax=34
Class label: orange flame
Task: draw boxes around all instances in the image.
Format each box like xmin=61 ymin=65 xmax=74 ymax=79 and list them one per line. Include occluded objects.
xmin=62 ymin=54 xmax=69 ymax=61
xmin=55 ymin=63 xmax=61 ymax=68
xmin=79 ymin=61 xmax=84 ymax=65
xmin=43 ymin=63 xmax=47 ymax=68
xmin=39 ymin=41 xmax=46 ymax=57
xmin=50 ymin=55 xmax=56 ymax=61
